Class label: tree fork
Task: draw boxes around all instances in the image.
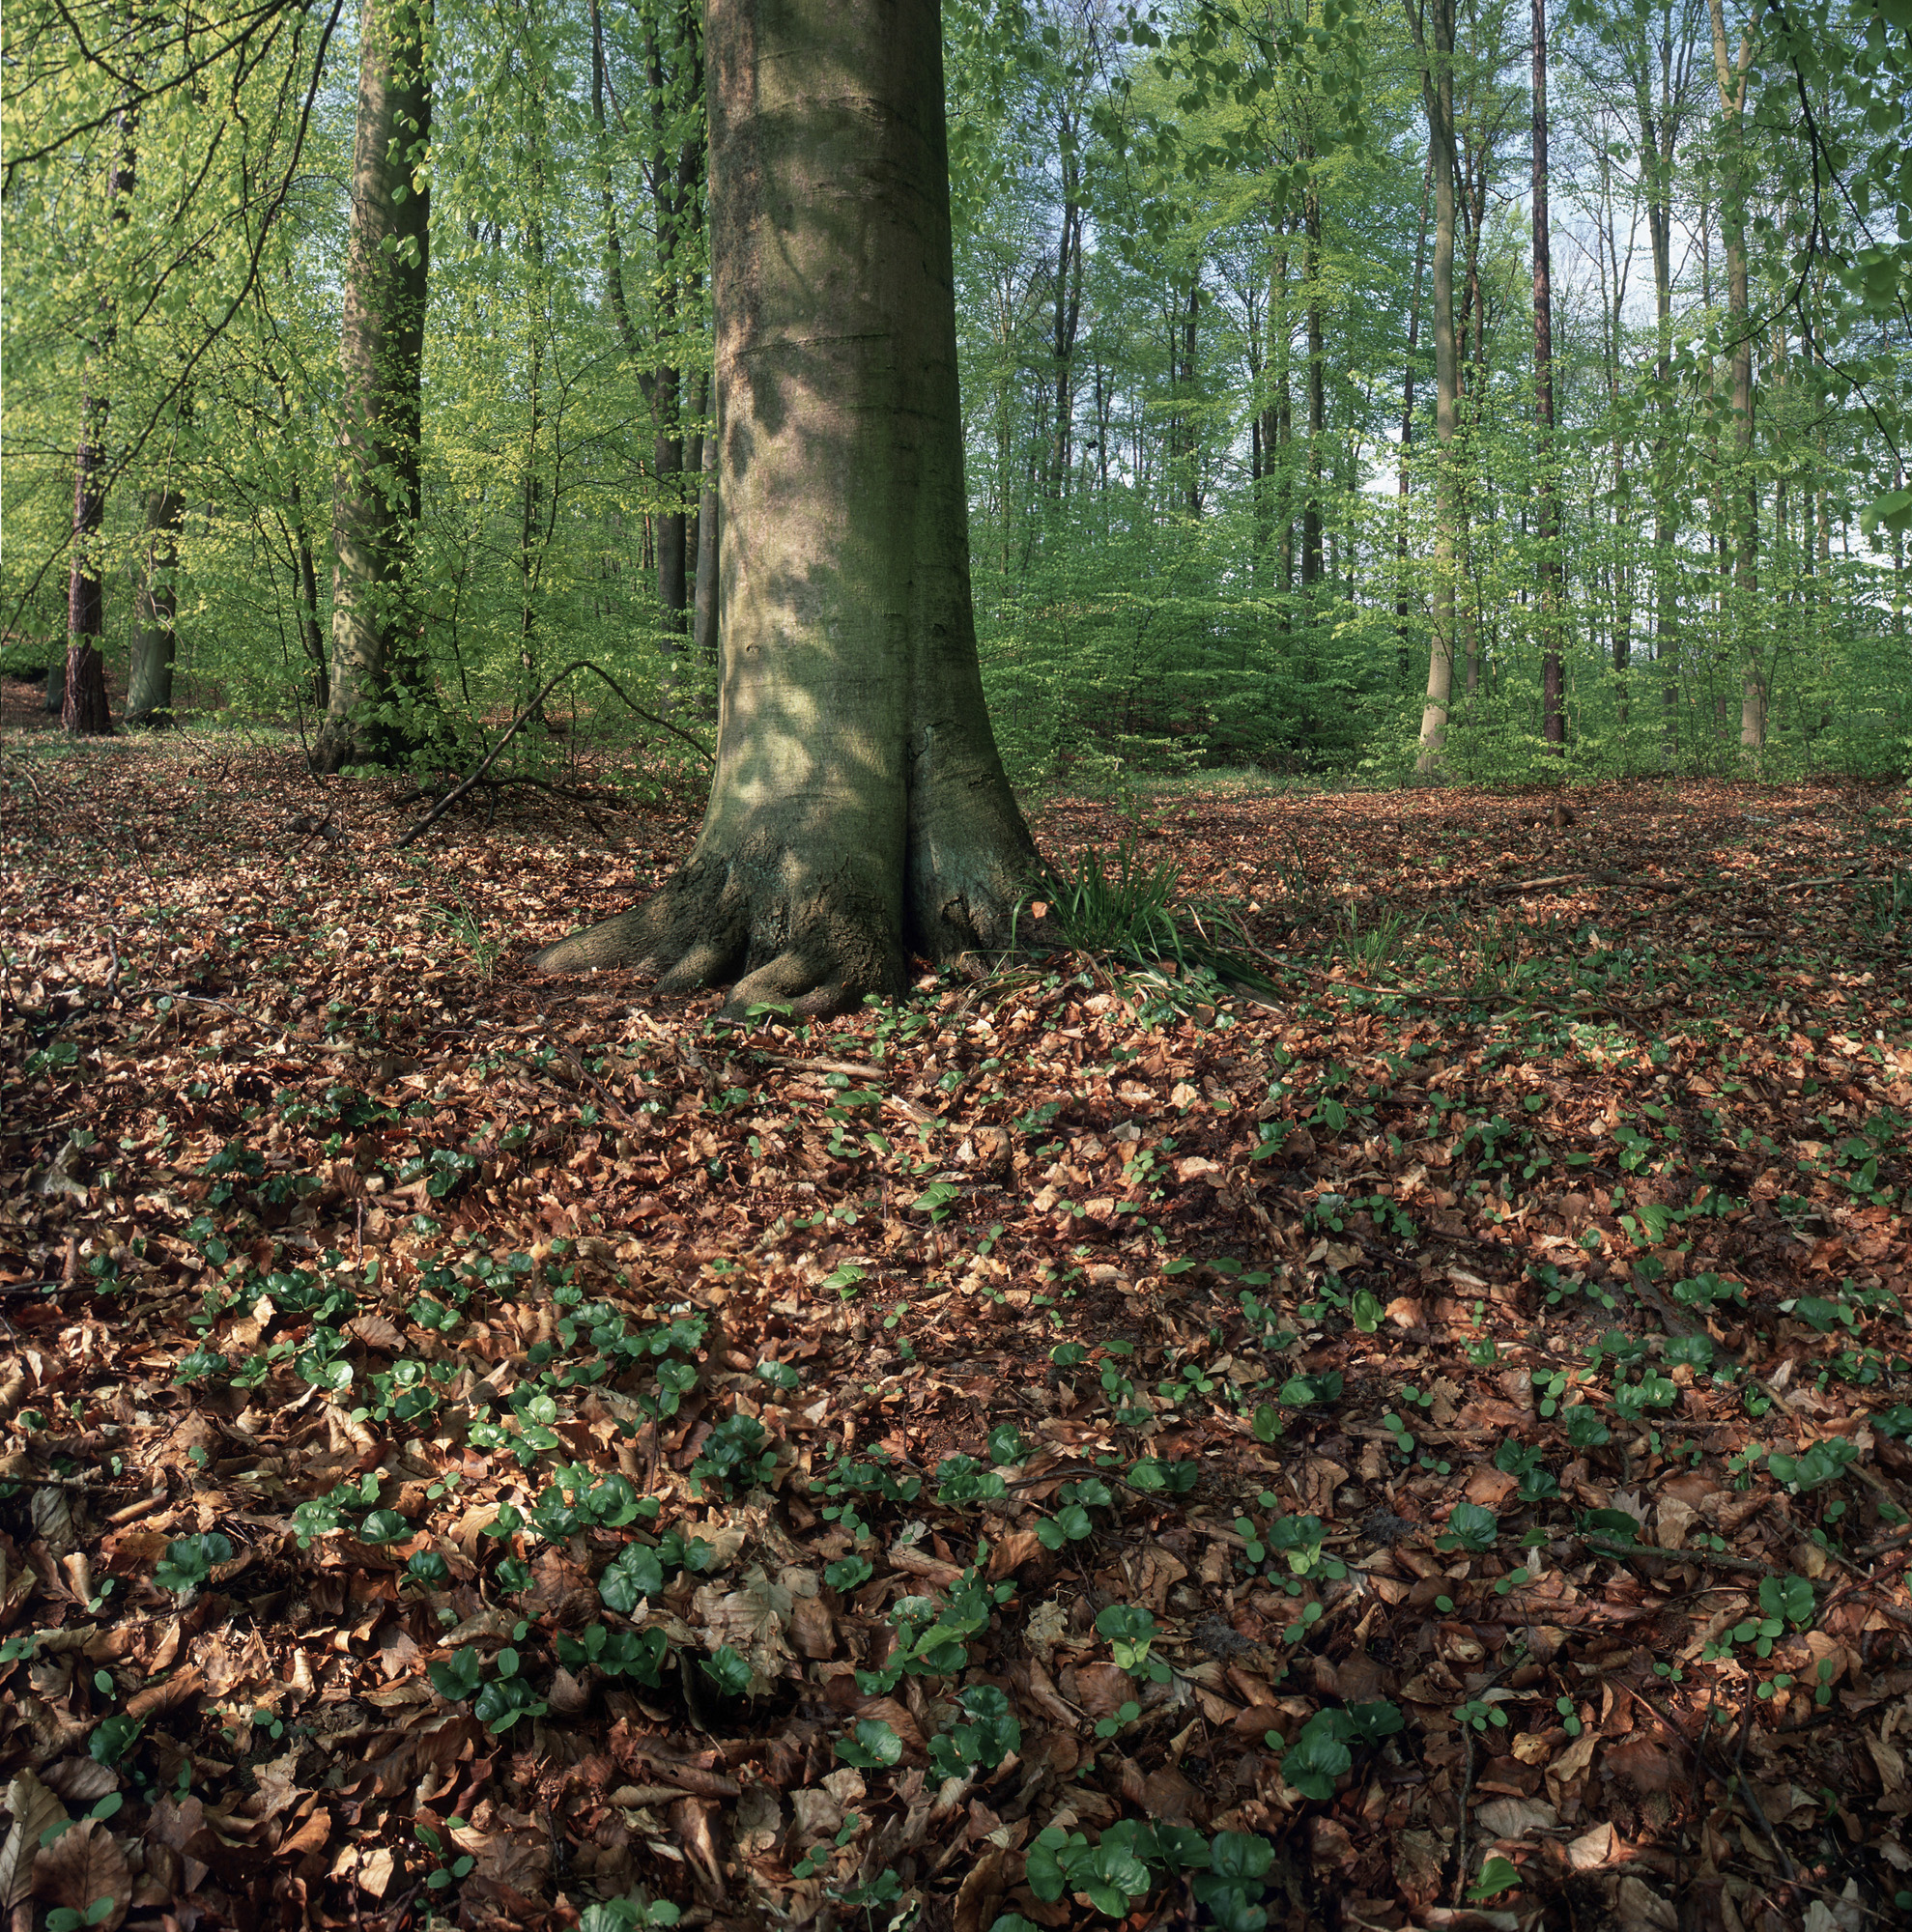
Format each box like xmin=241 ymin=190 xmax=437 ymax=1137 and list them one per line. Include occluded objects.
xmin=533 ymin=0 xmax=1039 ymax=1014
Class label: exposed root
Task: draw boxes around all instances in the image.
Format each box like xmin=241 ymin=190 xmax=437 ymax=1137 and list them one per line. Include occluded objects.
xmin=531 ymin=833 xmax=1038 ymax=1018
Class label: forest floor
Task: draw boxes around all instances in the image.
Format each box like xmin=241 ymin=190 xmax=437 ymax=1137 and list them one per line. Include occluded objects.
xmin=2 ymin=736 xmax=1911 ymax=1932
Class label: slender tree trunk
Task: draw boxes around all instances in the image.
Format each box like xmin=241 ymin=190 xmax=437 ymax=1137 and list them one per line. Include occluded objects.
xmin=534 ymin=0 xmax=1038 ymax=1013
xmin=1301 ymin=174 xmax=1325 ymax=594
xmin=64 ymin=104 xmax=137 ymax=737
xmin=1533 ymin=0 xmax=1563 ymax=753
xmin=1397 ymin=154 xmax=1432 ymax=684
xmin=1046 ymin=115 xmax=1083 ymax=498
xmin=126 ymin=480 xmax=184 ymax=725
xmin=1707 ymin=0 xmax=1763 ymax=756
xmin=1177 ymin=276 xmax=1203 ymax=518
xmin=1630 ymin=0 xmax=1694 ymax=763
xmin=288 ymin=475 xmax=328 ymax=710
xmin=65 ymin=411 xmax=114 ymax=735
xmin=315 ymin=0 xmax=435 ymax=772
xmin=1410 ymin=0 xmax=1460 ymax=774
xmin=690 ymin=366 xmax=719 ymax=690
xmin=519 ymin=333 xmax=545 ymax=705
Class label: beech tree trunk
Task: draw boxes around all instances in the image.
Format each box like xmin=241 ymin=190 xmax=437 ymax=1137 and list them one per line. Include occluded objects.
xmin=1409 ymin=0 xmax=1460 ymax=774
xmin=313 ymin=0 xmax=434 ymax=773
xmin=1707 ymin=0 xmax=1762 ymax=756
xmin=65 ymin=413 xmax=113 ymax=737
xmin=533 ymin=0 xmax=1038 ymax=1014
xmin=1396 ymin=154 xmax=1431 ymax=684
xmin=1533 ymin=0 xmax=1563 ymax=753
xmin=65 ymin=104 xmax=136 ymax=738
xmin=1300 ymin=174 xmax=1325 ymax=597
xmin=126 ymin=481 xmax=184 ymax=726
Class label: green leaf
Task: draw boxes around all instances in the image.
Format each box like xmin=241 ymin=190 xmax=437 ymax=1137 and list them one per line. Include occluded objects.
xmin=1469 ymin=1855 xmax=1521 ymax=1900
xmin=1758 ymin=1574 xmax=1815 ymax=1628
xmin=835 ymin=1718 xmax=903 ymax=1770
xmin=1438 ymin=1500 xmax=1499 ymax=1552
xmin=599 ymin=1545 xmax=667 ymax=1613
xmin=1281 ymin=1712 xmax=1352 ymax=1799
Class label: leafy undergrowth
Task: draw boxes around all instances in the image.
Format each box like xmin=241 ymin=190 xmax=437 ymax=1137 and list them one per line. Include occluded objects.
xmin=3 ymin=738 xmax=1912 ymax=1932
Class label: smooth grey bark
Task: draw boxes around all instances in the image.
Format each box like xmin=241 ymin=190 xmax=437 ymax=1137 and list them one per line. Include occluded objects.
xmin=1621 ymin=0 xmax=1701 ymax=753
xmin=1408 ymin=0 xmax=1461 ymax=773
xmin=1706 ymin=0 xmax=1764 ymax=755
xmin=1300 ymin=173 xmax=1325 ymax=596
xmin=126 ymin=481 xmax=184 ymax=725
xmin=313 ymin=0 xmax=434 ymax=773
xmin=533 ymin=0 xmax=1039 ymax=1013
xmin=1533 ymin=0 xmax=1563 ymax=752
xmin=692 ymin=422 xmax=719 ymax=672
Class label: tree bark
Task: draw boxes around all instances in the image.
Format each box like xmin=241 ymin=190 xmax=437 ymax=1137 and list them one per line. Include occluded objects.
xmin=1301 ymin=174 xmax=1326 ymax=598
xmin=1409 ymin=0 xmax=1460 ymax=775
xmin=1626 ymin=0 xmax=1697 ymax=760
xmin=533 ymin=0 xmax=1038 ymax=1014
xmin=1046 ymin=105 xmax=1084 ymax=498
xmin=314 ymin=0 xmax=435 ymax=773
xmin=64 ymin=103 xmax=136 ymax=737
xmin=1706 ymin=0 xmax=1762 ymax=757
xmin=1533 ymin=0 xmax=1563 ymax=753
xmin=693 ymin=422 xmax=720 ymax=678
xmin=1397 ymin=153 xmax=1432 ymax=684
xmin=126 ymin=480 xmax=184 ymax=725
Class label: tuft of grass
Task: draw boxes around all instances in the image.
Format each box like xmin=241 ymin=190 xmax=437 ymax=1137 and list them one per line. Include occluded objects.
xmin=1029 ymin=837 xmax=1276 ymax=996
xmin=1327 ymin=900 xmax=1420 ymax=976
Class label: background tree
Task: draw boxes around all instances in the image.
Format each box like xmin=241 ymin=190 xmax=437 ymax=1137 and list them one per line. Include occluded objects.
xmin=5 ymin=0 xmax=1906 ymax=784
xmin=315 ymin=0 xmax=437 ymax=771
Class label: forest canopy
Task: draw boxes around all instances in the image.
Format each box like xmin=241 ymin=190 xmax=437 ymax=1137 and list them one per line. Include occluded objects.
xmin=3 ymin=0 xmax=1909 ymax=782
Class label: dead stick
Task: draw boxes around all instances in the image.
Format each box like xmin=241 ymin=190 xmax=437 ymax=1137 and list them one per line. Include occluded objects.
xmin=396 ymin=661 xmax=712 ymax=850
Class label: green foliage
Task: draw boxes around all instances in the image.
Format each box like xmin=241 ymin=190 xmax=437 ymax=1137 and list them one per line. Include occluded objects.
xmin=689 ymin=1413 xmax=778 ymax=1496
xmin=928 ymin=1685 xmax=1021 ymax=1778
xmin=1436 ymin=1501 xmax=1499 ymax=1553
xmin=1768 ymin=1436 xmax=1858 ymax=1493
xmin=153 ymin=1533 xmax=233 ymax=1595
xmin=835 ymin=1719 xmax=904 ymax=1771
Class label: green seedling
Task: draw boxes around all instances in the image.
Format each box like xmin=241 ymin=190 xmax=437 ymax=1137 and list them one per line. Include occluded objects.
xmin=153 ymin=1532 xmax=233 ymax=1595
xmin=689 ymin=1412 xmax=778 ymax=1495
xmin=1096 ymin=1604 xmax=1169 ymax=1683
xmin=927 ymin=1684 xmax=1021 ymax=1778
xmin=1437 ymin=1501 xmax=1498 ymax=1553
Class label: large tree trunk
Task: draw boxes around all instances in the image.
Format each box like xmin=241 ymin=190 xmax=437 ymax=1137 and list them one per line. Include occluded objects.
xmin=533 ymin=0 xmax=1038 ymax=1014
xmin=126 ymin=481 xmax=184 ymax=725
xmin=1410 ymin=0 xmax=1460 ymax=774
xmin=1533 ymin=0 xmax=1563 ymax=753
xmin=313 ymin=0 xmax=434 ymax=774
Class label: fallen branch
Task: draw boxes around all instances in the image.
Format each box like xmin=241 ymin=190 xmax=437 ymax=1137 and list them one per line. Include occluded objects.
xmin=396 ymin=661 xmax=713 ymax=850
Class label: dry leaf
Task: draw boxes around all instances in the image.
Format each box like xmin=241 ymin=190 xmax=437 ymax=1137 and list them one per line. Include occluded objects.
xmin=1475 ymin=1796 xmax=1557 ymax=1839
xmin=1568 ymin=1822 xmax=1617 ymax=1869
xmin=33 ymin=1817 xmax=130 ymax=1931
xmin=1 ymin=1771 xmax=68 ymax=1910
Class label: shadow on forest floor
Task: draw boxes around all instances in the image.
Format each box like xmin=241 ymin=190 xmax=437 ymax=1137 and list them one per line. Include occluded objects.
xmin=2 ymin=741 xmax=1910 ymax=1932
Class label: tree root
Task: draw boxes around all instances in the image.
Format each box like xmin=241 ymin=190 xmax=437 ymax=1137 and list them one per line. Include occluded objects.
xmin=532 ymin=838 xmax=1035 ymax=1018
